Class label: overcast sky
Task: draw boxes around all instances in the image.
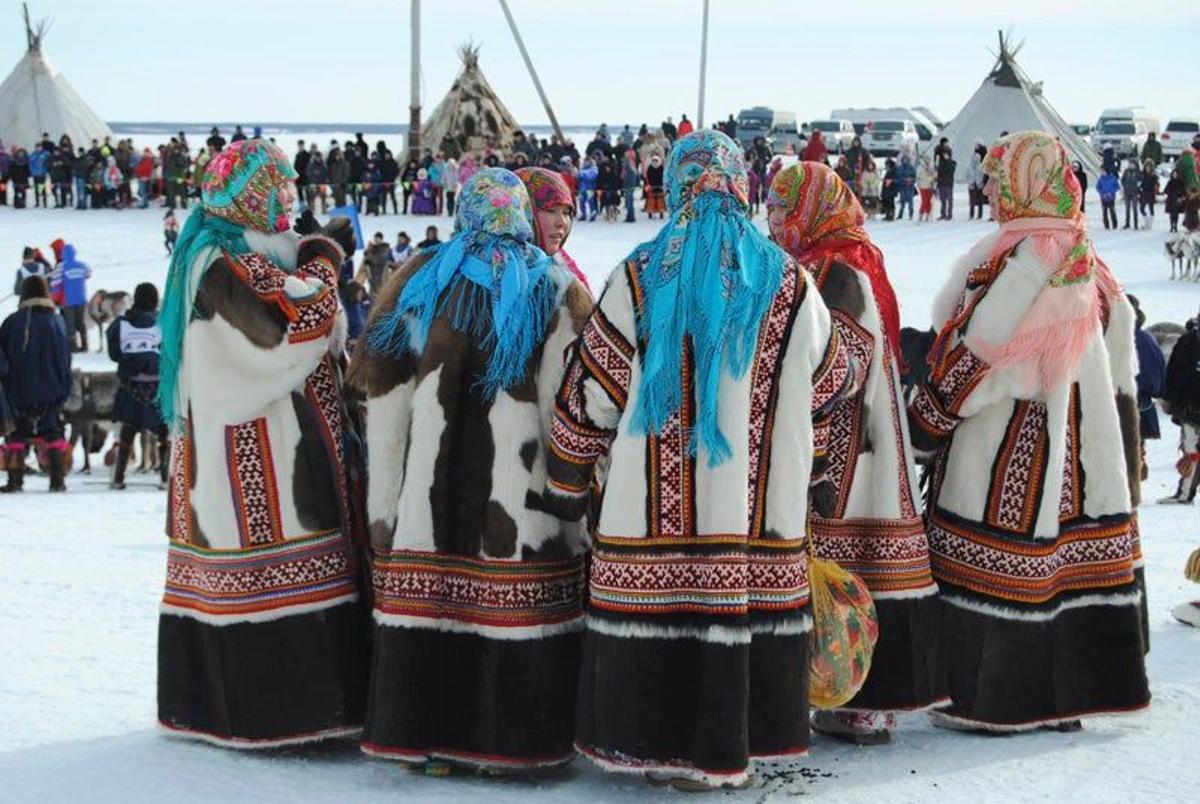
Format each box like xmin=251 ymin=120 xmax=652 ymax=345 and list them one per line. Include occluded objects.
xmin=10 ymin=0 xmax=1198 ymax=128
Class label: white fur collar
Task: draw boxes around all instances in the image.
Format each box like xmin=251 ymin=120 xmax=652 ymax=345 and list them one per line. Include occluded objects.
xmin=931 ymin=230 xmax=1003 ymax=330
xmin=244 ymin=229 xmax=300 ymax=271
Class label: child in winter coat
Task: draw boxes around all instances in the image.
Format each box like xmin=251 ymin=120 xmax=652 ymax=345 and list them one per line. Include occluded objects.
xmin=916 ymin=157 xmax=936 ymax=222
xmin=747 ymin=163 xmax=763 ymax=217
xmin=860 ymin=159 xmax=882 ymax=219
xmin=1165 ymin=169 xmax=1185 ymax=232
xmin=880 ymin=159 xmax=898 ymax=221
xmin=1097 ymin=168 xmax=1120 ymax=229
xmin=895 ymin=156 xmax=916 ymax=220
xmin=644 ymin=155 xmax=665 ymax=219
xmin=163 ymin=210 xmax=179 ymax=255
xmin=1139 ymin=160 xmax=1159 ymax=228
xmin=1121 ymin=159 xmax=1142 ymax=229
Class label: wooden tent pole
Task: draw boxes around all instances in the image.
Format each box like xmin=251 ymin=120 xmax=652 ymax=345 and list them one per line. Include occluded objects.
xmin=408 ymin=0 xmax=422 ymax=158
xmin=498 ymin=0 xmax=565 ymax=144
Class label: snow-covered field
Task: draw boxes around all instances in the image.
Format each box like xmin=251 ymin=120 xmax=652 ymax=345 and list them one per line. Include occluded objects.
xmin=1 ymin=192 xmax=1198 ymax=802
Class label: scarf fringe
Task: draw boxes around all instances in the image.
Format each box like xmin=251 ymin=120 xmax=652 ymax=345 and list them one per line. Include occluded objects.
xmin=367 ymin=236 xmax=557 ymax=400
xmin=632 ymin=192 xmax=784 ymax=466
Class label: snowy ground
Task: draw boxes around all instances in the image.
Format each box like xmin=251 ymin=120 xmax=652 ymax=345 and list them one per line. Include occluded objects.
xmin=1 ymin=190 xmax=1198 ymax=802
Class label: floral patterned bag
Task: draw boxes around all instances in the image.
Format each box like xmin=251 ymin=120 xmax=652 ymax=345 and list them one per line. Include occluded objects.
xmin=808 ymin=549 xmax=879 ymax=710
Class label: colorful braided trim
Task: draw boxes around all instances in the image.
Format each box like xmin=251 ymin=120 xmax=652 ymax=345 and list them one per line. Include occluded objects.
xmin=928 ymin=511 xmax=1137 ymax=605
xmin=371 ymin=550 xmax=585 ymax=631
xmin=163 ymin=529 xmax=358 ymax=620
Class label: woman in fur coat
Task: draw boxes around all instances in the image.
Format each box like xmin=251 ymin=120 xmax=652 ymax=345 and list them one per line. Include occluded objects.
xmin=156 ymin=139 xmax=366 ymax=747
xmin=767 ymin=162 xmax=947 ymax=744
xmin=908 ymin=131 xmax=1150 ymax=733
xmin=544 ymin=131 xmax=852 ymax=790
xmin=349 ymin=168 xmax=593 ymax=772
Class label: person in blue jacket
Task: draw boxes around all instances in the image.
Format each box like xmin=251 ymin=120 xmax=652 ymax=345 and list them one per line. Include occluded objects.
xmin=29 ymin=143 xmax=50 ymax=208
xmin=1128 ymin=295 xmax=1166 ymax=481
xmin=895 ymin=155 xmax=917 ymax=220
xmin=1097 ymin=168 xmax=1120 ymax=230
xmin=106 ymin=283 xmax=167 ymax=489
xmin=57 ymin=244 xmax=92 ymax=352
xmin=0 ymin=275 xmax=73 ymax=493
xmin=577 ymin=157 xmax=598 ymax=221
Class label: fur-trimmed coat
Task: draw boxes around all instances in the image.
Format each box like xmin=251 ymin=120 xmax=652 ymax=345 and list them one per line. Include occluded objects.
xmin=349 ymin=252 xmax=594 ymax=602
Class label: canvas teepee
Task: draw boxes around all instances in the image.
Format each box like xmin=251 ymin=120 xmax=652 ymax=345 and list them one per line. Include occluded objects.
xmin=941 ymin=32 xmax=1100 ymax=181
xmin=421 ymin=43 xmax=520 ymax=158
xmin=0 ymin=5 xmax=113 ymax=150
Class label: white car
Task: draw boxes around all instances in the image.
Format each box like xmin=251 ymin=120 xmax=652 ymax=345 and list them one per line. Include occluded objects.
xmin=1162 ymin=118 xmax=1200 ymax=161
xmin=807 ymin=120 xmax=855 ymax=154
xmin=863 ymin=120 xmax=918 ymax=157
xmin=1093 ymin=120 xmax=1148 ymax=159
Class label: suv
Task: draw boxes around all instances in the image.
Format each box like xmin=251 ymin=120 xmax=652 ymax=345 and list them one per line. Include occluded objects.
xmin=1162 ymin=118 xmax=1200 ymax=161
xmin=807 ymin=120 xmax=855 ymax=154
xmin=1093 ymin=120 xmax=1148 ymax=158
xmin=863 ymin=120 xmax=918 ymax=157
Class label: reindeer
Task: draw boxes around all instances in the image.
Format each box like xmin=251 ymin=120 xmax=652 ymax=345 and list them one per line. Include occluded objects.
xmin=1167 ymin=232 xmax=1189 ymax=280
xmin=86 ymin=290 xmax=130 ymax=353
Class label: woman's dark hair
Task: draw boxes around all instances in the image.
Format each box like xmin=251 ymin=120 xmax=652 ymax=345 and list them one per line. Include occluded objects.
xmin=133 ymin=282 xmax=159 ymax=311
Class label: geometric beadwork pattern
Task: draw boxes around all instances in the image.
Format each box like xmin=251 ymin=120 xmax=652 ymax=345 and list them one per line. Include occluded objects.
xmin=372 ymin=550 xmax=585 ymax=629
xmin=163 ymin=529 xmax=357 ymax=616
xmin=927 ymin=511 xmax=1136 ymax=605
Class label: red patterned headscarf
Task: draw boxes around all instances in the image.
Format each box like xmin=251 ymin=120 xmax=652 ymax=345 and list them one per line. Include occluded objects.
xmin=767 ymin=161 xmax=902 ymax=364
xmin=516 ymin=166 xmax=589 ymax=290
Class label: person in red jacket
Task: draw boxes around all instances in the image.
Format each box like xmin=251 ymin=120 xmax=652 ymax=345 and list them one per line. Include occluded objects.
xmin=133 ymin=148 xmax=156 ymax=208
xmin=803 ymin=129 xmax=829 ymax=163
xmin=677 ymin=113 xmax=694 ymax=136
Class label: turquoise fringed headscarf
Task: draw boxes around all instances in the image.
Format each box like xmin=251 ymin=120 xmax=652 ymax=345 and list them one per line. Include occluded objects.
xmin=630 ymin=130 xmax=786 ymax=466
xmin=367 ymin=168 xmax=558 ymax=399
xmin=157 ymin=139 xmax=298 ymax=431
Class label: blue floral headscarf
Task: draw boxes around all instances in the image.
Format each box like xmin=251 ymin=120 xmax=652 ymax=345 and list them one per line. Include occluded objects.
xmin=631 ymin=130 xmax=786 ymax=465
xmin=368 ymin=168 xmax=557 ymax=398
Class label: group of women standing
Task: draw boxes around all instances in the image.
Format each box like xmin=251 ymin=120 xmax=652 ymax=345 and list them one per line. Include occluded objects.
xmin=154 ymin=131 xmax=1149 ymax=791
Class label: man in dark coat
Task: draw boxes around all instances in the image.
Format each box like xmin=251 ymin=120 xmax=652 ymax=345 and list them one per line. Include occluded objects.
xmin=0 ymin=276 xmax=72 ymax=492
xmin=106 ymin=283 xmax=167 ymax=490
xmin=1163 ymin=312 xmax=1200 ymax=502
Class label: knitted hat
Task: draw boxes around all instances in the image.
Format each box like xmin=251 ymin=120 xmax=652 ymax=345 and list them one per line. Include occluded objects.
xmin=200 ymin=138 xmax=297 ymax=233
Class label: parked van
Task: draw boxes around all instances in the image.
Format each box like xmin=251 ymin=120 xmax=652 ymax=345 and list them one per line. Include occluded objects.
xmin=1095 ymin=107 xmax=1161 ymax=136
xmin=831 ymin=108 xmax=940 ymax=142
xmin=1162 ymin=118 xmax=1200 ymax=160
xmin=735 ymin=107 xmax=800 ymax=153
xmin=863 ymin=120 xmax=918 ymax=157
xmin=1093 ymin=120 xmax=1149 ymax=159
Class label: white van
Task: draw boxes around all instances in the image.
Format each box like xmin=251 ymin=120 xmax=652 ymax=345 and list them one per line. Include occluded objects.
xmin=1095 ymin=107 xmax=1162 ymax=136
xmin=1162 ymin=118 xmax=1200 ymax=160
xmin=735 ymin=107 xmax=801 ymax=154
xmin=863 ymin=120 xmax=918 ymax=157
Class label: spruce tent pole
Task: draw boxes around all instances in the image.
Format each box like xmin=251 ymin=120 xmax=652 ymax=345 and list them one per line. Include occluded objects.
xmin=697 ymin=0 xmax=710 ymax=129
xmin=408 ymin=0 xmax=421 ymax=158
xmin=498 ymin=0 xmax=565 ymax=145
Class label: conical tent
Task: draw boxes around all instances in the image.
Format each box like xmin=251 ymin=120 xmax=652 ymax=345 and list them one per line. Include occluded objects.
xmin=421 ymin=44 xmax=520 ymax=158
xmin=941 ymin=32 xmax=1100 ymax=181
xmin=0 ymin=10 xmax=112 ymax=150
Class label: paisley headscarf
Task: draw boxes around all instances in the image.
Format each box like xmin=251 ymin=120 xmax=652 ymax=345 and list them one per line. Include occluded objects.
xmin=767 ymin=162 xmax=902 ymax=364
xmin=515 ymin=166 xmax=589 ymax=290
xmin=959 ymin=131 xmax=1119 ymax=390
xmin=158 ymin=139 xmax=298 ymax=429
xmin=630 ymin=130 xmax=786 ymax=465
xmin=367 ymin=168 xmax=557 ymax=399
